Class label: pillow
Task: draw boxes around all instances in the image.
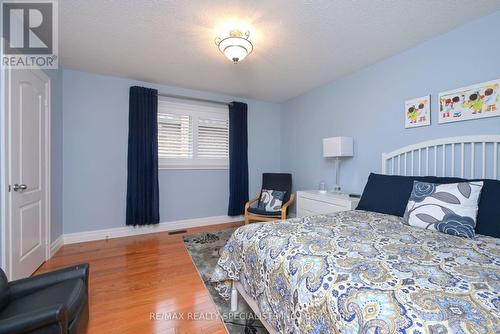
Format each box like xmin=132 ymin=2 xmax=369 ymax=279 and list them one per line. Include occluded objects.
xmin=426 ymin=177 xmax=500 ymax=238
xmin=258 ymin=189 xmax=286 ymax=212
xmin=356 ymin=173 xmax=436 ymax=217
xmin=403 ymin=181 xmax=483 ymax=238
xmin=357 ymin=173 xmax=500 ymax=238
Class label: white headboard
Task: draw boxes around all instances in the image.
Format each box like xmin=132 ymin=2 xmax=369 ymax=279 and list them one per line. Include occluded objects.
xmin=382 ymin=135 xmax=500 ymax=180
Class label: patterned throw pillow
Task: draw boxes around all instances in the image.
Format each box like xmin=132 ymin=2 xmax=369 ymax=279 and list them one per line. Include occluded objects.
xmin=258 ymin=189 xmax=286 ymax=212
xmin=403 ymin=181 xmax=483 ymax=238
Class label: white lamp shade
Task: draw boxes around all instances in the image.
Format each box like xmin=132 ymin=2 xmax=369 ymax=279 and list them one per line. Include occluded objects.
xmin=323 ymin=137 xmax=353 ymax=157
xmin=217 ymin=36 xmax=253 ymax=63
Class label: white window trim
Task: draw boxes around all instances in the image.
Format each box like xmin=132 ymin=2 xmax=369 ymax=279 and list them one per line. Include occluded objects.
xmin=158 ymin=97 xmax=229 ymax=170
xmin=158 ymin=162 xmax=229 ymax=170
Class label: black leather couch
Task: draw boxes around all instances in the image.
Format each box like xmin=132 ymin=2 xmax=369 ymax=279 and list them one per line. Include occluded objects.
xmin=0 ymin=264 xmax=89 ymax=334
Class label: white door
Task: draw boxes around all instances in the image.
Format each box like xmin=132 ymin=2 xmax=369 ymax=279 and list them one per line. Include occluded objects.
xmin=7 ymin=69 xmax=50 ymax=280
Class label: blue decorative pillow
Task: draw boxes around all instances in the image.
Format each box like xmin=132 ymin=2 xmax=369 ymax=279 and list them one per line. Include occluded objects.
xmin=426 ymin=177 xmax=500 ymax=238
xmin=403 ymin=181 xmax=483 ymax=238
xmin=258 ymin=189 xmax=286 ymax=212
xmin=356 ymin=173 xmax=437 ymax=217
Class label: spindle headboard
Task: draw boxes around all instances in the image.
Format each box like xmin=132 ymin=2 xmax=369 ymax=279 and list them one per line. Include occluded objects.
xmin=382 ymin=135 xmax=500 ymax=180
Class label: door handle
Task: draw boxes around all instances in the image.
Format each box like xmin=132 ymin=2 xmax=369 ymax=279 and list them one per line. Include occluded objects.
xmin=13 ymin=184 xmax=28 ymax=192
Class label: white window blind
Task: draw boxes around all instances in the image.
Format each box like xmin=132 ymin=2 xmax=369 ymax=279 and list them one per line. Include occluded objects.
xmin=158 ymin=113 xmax=193 ymax=159
xmin=158 ymin=97 xmax=229 ymax=169
xmin=197 ymin=118 xmax=229 ymax=159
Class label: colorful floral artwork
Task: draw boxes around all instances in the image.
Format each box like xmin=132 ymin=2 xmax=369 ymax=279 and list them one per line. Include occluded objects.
xmin=405 ymin=95 xmax=430 ymax=128
xmin=439 ymin=79 xmax=500 ymax=124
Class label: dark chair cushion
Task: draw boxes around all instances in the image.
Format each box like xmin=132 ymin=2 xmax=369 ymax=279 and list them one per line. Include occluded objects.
xmin=69 ymin=300 xmax=88 ymax=334
xmin=0 ymin=278 xmax=86 ymax=323
xmin=261 ymin=173 xmax=292 ymax=205
xmin=0 ymin=269 xmax=9 ymax=312
xmin=247 ymin=207 xmax=281 ymax=216
xmin=357 ymin=173 xmax=436 ymax=217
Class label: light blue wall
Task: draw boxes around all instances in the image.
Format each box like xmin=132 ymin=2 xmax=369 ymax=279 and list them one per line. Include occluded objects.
xmin=57 ymin=10 xmax=500 ymax=235
xmin=281 ymin=11 xmax=500 ymax=196
xmin=62 ymin=69 xmax=281 ymax=234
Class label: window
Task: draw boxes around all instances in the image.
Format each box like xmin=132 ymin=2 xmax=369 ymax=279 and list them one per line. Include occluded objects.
xmin=157 ymin=97 xmax=229 ymax=169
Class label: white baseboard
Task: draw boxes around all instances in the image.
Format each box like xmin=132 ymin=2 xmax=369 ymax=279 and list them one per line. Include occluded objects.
xmin=63 ymin=215 xmax=243 ymax=245
xmin=50 ymin=234 xmax=64 ymax=257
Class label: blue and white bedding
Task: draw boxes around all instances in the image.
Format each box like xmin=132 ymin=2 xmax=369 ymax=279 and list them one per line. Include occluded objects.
xmin=211 ymin=210 xmax=500 ymax=333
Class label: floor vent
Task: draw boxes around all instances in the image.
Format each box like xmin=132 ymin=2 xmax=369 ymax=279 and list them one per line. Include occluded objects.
xmin=168 ymin=229 xmax=187 ymax=235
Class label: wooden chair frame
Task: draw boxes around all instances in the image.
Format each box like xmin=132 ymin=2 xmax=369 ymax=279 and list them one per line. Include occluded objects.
xmin=244 ymin=192 xmax=295 ymax=225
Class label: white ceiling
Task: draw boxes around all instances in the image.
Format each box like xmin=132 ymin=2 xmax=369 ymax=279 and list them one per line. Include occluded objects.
xmin=60 ymin=0 xmax=500 ymax=102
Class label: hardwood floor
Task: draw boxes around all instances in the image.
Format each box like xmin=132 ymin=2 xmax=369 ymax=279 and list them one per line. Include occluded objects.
xmin=36 ymin=222 xmax=243 ymax=334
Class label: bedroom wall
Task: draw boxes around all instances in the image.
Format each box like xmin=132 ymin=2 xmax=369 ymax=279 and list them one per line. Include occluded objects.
xmin=281 ymin=11 xmax=500 ymax=196
xmin=62 ymin=69 xmax=281 ymax=234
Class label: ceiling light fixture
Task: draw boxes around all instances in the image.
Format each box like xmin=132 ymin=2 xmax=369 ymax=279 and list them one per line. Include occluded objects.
xmin=215 ymin=30 xmax=253 ymax=64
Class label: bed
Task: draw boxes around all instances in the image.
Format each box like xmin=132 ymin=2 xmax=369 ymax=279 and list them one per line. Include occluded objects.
xmin=211 ymin=136 xmax=500 ymax=333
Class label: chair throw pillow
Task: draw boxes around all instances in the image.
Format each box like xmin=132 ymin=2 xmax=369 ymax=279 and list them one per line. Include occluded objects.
xmin=258 ymin=189 xmax=286 ymax=212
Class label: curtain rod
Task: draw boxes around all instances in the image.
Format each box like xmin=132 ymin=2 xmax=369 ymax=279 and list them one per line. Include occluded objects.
xmin=157 ymin=92 xmax=230 ymax=106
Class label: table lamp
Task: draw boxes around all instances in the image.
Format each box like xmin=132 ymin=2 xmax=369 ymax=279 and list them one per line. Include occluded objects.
xmin=323 ymin=137 xmax=353 ymax=192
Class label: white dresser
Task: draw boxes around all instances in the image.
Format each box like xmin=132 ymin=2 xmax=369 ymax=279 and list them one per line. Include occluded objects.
xmin=296 ymin=191 xmax=360 ymax=218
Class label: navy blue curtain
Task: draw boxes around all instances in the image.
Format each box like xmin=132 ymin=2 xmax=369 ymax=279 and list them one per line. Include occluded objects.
xmin=126 ymin=86 xmax=160 ymax=226
xmin=228 ymin=102 xmax=249 ymax=216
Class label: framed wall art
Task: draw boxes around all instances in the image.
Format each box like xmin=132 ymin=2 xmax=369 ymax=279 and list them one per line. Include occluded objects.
xmin=405 ymin=95 xmax=431 ymax=128
xmin=439 ymin=79 xmax=499 ymax=124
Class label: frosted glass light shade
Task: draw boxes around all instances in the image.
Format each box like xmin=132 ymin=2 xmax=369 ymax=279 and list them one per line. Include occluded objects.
xmin=323 ymin=137 xmax=353 ymax=157
xmin=216 ymin=31 xmax=253 ymax=64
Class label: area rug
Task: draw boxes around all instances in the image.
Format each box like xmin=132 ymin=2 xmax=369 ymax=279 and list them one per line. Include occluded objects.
xmin=183 ymin=228 xmax=267 ymax=334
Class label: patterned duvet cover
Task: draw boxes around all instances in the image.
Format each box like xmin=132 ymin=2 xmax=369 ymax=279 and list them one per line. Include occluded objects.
xmin=211 ymin=210 xmax=500 ymax=333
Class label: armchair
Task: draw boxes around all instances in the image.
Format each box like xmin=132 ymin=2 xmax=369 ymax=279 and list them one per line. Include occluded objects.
xmin=0 ymin=264 xmax=89 ymax=334
xmin=245 ymin=173 xmax=294 ymax=224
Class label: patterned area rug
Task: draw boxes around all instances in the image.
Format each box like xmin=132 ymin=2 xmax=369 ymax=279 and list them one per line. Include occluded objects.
xmin=183 ymin=228 xmax=267 ymax=334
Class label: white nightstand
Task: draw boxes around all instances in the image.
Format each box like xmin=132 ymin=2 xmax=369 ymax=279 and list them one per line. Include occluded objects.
xmin=296 ymin=191 xmax=360 ymax=218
